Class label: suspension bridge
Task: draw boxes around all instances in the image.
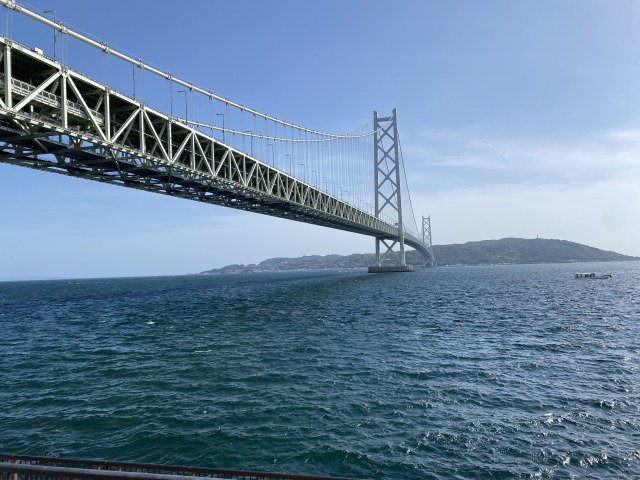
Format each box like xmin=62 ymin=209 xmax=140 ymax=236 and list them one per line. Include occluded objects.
xmin=0 ymin=1 xmax=435 ymax=270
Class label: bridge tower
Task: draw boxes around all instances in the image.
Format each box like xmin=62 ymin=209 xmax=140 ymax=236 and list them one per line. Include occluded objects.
xmin=422 ymin=215 xmax=436 ymax=267
xmin=369 ymin=109 xmax=414 ymax=273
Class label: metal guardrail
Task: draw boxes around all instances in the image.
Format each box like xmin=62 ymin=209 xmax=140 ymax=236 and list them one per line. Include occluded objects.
xmin=0 ymin=454 xmax=366 ymax=480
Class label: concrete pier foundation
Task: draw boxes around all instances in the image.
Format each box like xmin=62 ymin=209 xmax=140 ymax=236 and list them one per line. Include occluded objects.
xmin=367 ymin=265 xmax=415 ymax=273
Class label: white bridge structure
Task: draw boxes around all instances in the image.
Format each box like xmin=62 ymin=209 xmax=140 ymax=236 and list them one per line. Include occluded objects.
xmin=0 ymin=1 xmax=434 ymax=269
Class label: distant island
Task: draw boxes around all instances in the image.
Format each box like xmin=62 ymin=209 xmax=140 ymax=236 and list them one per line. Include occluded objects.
xmin=196 ymin=238 xmax=639 ymax=274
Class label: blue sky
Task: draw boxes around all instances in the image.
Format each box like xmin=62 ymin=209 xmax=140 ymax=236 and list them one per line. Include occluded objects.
xmin=1 ymin=0 xmax=640 ymax=279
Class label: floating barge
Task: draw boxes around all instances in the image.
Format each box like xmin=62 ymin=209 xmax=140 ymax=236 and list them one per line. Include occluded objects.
xmin=574 ymin=272 xmax=612 ymax=279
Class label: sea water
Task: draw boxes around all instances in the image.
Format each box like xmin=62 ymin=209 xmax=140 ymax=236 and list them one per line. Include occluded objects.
xmin=1 ymin=262 xmax=639 ymax=479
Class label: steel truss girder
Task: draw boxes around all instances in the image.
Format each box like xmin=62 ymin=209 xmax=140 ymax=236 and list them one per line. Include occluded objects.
xmin=0 ymin=38 xmax=429 ymax=249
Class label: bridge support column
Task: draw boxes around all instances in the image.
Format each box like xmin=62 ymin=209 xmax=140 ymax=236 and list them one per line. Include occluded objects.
xmin=422 ymin=215 xmax=436 ymax=267
xmin=370 ymin=109 xmax=412 ymax=273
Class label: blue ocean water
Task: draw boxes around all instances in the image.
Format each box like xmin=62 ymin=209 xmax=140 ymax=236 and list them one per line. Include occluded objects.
xmin=1 ymin=262 xmax=639 ymax=479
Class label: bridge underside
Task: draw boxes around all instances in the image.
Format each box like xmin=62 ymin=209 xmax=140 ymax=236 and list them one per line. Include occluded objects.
xmin=0 ymin=116 xmax=385 ymax=238
xmin=0 ymin=37 xmax=429 ymax=260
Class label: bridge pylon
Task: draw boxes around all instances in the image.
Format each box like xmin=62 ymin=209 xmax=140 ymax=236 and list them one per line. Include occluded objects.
xmin=422 ymin=215 xmax=436 ymax=267
xmin=368 ymin=109 xmax=414 ymax=273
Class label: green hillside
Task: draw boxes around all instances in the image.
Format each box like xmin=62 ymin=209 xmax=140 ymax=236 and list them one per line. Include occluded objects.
xmin=198 ymin=238 xmax=638 ymax=274
xmin=424 ymin=237 xmax=637 ymax=266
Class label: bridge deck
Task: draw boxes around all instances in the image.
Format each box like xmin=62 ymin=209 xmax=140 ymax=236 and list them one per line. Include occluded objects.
xmin=0 ymin=36 xmax=428 ymax=257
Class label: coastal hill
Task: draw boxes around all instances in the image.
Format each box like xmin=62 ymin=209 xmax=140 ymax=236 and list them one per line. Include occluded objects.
xmin=198 ymin=238 xmax=638 ymax=274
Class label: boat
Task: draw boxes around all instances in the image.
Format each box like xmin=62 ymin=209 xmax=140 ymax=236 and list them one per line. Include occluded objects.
xmin=574 ymin=272 xmax=612 ymax=279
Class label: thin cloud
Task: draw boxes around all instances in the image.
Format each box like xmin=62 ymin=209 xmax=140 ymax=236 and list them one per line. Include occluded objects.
xmin=402 ymin=123 xmax=640 ymax=256
xmin=403 ymin=125 xmax=640 ymax=186
xmin=413 ymin=176 xmax=640 ymax=257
